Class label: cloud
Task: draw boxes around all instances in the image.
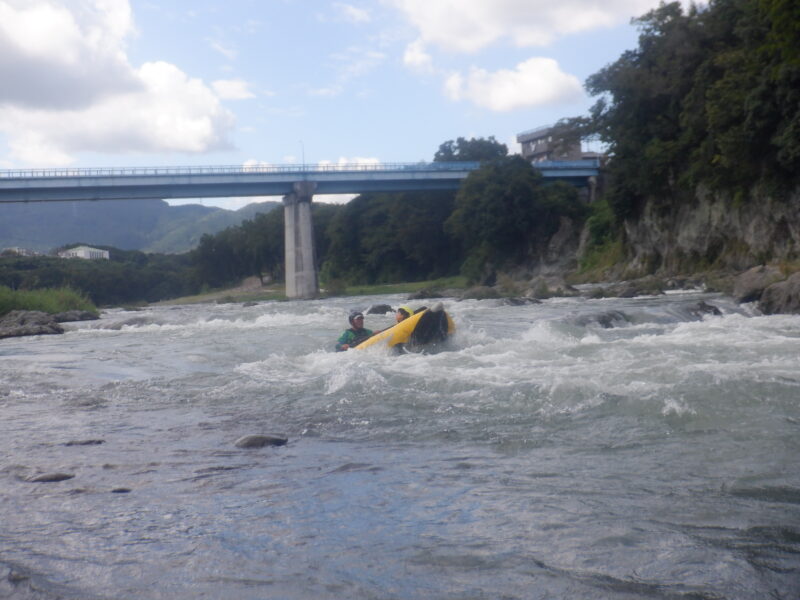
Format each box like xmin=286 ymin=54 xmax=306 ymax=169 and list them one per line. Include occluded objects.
xmin=1 ymin=61 xmax=235 ymax=165
xmin=0 ymin=0 xmax=141 ymax=109
xmin=310 ymin=47 xmax=386 ymax=97
xmin=212 ymin=79 xmax=256 ymax=100
xmin=333 ymin=2 xmax=371 ymax=23
xmin=444 ymin=58 xmax=583 ymax=111
xmin=317 ymin=156 xmax=381 ymax=169
xmin=403 ymin=39 xmax=434 ymax=73
xmin=209 ymin=40 xmax=237 ymax=60
xmin=388 ymin=0 xmax=668 ymax=52
xmin=0 ymin=0 xmax=236 ymax=166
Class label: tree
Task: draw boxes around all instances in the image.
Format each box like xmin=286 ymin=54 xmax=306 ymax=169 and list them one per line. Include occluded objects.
xmin=433 ymin=136 xmax=508 ymax=162
xmin=445 ymin=157 xmax=584 ymax=282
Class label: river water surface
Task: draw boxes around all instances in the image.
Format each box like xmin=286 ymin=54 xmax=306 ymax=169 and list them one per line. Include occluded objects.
xmin=1 ymin=291 xmax=799 ymax=599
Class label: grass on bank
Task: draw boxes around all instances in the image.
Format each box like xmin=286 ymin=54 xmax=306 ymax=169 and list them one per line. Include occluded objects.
xmin=0 ymin=285 xmax=98 ymax=317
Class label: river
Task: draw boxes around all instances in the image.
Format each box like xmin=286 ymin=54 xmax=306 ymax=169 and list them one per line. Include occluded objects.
xmin=1 ymin=290 xmax=799 ymax=599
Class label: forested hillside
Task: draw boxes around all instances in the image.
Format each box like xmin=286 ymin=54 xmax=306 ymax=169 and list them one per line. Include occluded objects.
xmin=0 ymin=198 xmax=279 ymax=254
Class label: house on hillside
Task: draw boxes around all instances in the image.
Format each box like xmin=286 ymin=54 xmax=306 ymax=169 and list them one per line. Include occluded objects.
xmin=517 ymin=125 xmax=602 ymax=163
xmin=58 ymin=245 xmax=110 ymax=260
xmin=1 ymin=247 xmax=40 ymax=257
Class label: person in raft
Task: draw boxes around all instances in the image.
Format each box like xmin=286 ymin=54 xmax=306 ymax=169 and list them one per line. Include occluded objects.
xmin=395 ymin=305 xmax=413 ymax=323
xmin=335 ymin=310 xmax=374 ymax=351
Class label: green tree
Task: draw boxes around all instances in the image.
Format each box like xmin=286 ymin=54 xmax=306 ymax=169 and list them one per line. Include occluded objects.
xmin=433 ymin=136 xmax=508 ymax=162
xmin=445 ymin=157 xmax=584 ymax=282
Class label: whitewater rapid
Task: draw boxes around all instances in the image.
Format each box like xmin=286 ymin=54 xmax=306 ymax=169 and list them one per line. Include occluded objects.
xmin=1 ymin=291 xmax=798 ymax=599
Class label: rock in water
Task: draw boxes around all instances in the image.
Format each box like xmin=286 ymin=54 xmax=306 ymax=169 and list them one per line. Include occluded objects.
xmin=27 ymin=472 xmax=75 ymax=483
xmin=367 ymin=304 xmax=393 ymax=314
xmin=234 ymin=434 xmax=288 ymax=449
xmin=733 ymin=265 xmax=784 ymax=303
xmin=759 ymin=272 xmax=800 ymax=315
xmin=0 ymin=311 xmax=64 ymax=339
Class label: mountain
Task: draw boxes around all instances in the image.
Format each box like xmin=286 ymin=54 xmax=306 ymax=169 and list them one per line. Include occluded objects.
xmin=0 ymin=199 xmax=280 ymax=254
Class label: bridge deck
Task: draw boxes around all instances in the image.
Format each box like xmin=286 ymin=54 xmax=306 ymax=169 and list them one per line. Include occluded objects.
xmin=0 ymin=160 xmax=599 ymax=202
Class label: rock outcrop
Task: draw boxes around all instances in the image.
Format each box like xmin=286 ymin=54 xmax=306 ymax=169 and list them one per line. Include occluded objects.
xmin=759 ymin=272 xmax=800 ymax=315
xmin=621 ymin=187 xmax=799 ymax=278
xmin=0 ymin=311 xmax=63 ymax=339
xmin=732 ymin=265 xmax=785 ymax=303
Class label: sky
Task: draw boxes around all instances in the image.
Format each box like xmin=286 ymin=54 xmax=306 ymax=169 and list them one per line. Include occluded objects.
xmin=0 ymin=0 xmax=681 ymax=209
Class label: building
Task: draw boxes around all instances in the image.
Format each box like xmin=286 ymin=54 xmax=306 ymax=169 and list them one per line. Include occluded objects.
xmin=58 ymin=245 xmax=110 ymax=260
xmin=517 ymin=125 xmax=600 ymax=163
xmin=1 ymin=247 xmax=40 ymax=257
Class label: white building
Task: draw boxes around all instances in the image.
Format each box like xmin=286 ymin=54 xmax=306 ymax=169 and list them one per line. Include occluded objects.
xmin=2 ymin=247 xmax=40 ymax=257
xmin=58 ymin=245 xmax=110 ymax=260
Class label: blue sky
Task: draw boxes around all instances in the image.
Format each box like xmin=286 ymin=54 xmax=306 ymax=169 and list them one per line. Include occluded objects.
xmin=0 ymin=0 xmax=681 ymax=208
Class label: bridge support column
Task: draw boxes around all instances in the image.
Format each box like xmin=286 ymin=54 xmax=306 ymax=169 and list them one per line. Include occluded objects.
xmin=283 ymin=181 xmax=318 ymax=299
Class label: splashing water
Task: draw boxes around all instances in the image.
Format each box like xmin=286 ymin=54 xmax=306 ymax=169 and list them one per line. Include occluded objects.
xmin=1 ymin=291 xmax=798 ymax=599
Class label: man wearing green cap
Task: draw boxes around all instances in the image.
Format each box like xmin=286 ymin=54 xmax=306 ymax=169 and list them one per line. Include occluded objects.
xmin=335 ymin=310 xmax=374 ymax=351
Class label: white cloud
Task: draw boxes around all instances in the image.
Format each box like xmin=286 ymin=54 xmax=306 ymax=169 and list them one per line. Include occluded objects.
xmin=333 ymin=2 xmax=371 ymax=23
xmin=317 ymin=156 xmax=381 ymax=169
xmin=310 ymin=47 xmax=386 ymax=97
xmin=444 ymin=58 xmax=583 ymax=111
xmin=212 ymin=79 xmax=256 ymax=100
xmin=388 ymin=0 xmax=669 ymax=52
xmin=209 ymin=40 xmax=237 ymax=60
xmin=403 ymin=38 xmax=433 ymax=73
xmin=0 ymin=1 xmax=236 ymax=166
xmin=0 ymin=0 xmax=140 ymax=108
xmin=1 ymin=61 xmax=235 ymax=165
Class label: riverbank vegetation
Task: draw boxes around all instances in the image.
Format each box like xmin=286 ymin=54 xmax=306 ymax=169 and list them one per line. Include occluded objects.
xmin=0 ymin=285 xmax=97 ymax=316
xmin=0 ymin=248 xmax=199 ymax=307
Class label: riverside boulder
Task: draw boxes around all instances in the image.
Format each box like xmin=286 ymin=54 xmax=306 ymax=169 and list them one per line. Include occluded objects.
xmin=732 ymin=265 xmax=784 ymax=303
xmin=759 ymin=272 xmax=800 ymax=315
xmin=0 ymin=311 xmax=63 ymax=339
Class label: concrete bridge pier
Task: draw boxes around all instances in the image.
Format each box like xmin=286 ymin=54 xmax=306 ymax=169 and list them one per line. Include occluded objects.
xmin=283 ymin=181 xmax=318 ymax=299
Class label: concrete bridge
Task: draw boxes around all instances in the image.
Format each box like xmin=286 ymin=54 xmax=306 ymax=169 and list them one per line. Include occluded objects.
xmin=0 ymin=159 xmax=600 ymax=298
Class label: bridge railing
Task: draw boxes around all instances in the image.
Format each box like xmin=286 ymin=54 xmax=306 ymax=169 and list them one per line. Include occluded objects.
xmin=0 ymin=162 xmax=482 ymax=179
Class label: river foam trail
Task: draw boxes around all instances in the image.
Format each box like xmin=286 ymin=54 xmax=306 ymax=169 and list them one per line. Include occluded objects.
xmin=1 ymin=291 xmax=798 ymax=599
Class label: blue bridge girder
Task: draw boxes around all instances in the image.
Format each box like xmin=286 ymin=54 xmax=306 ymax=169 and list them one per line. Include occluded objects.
xmin=0 ymin=159 xmax=600 ymax=203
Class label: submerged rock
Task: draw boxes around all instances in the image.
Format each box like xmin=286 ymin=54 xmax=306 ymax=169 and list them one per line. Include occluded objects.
xmin=64 ymin=439 xmax=105 ymax=446
xmin=0 ymin=311 xmax=63 ymax=339
xmin=686 ymin=301 xmax=723 ymax=318
xmin=234 ymin=434 xmax=288 ymax=449
xmin=27 ymin=472 xmax=75 ymax=483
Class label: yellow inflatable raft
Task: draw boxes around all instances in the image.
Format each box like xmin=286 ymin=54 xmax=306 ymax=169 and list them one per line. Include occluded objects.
xmin=355 ymin=302 xmax=455 ymax=351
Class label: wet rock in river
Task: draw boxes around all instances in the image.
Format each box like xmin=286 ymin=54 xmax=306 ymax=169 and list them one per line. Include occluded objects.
xmin=759 ymin=272 xmax=800 ymax=315
xmin=64 ymin=439 xmax=105 ymax=446
xmin=27 ymin=472 xmax=75 ymax=483
xmin=367 ymin=304 xmax=393 ymax=314
xmin=686 ymin=301 xmax=722 ymax=318
xmin=733 ymin=265 xmax=784 ymax=303
xmin=0 ymin=310 xmax=63 ymax=339
xmin=234 ymin=434 xmax=288 ymax=449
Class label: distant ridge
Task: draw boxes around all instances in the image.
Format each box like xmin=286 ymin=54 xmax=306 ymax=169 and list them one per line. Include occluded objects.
xmin=0 ymin=199 xmax=280 ymax=254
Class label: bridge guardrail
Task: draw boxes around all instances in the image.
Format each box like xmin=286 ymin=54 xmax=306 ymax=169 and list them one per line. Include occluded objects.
xmin=0 ymin=162 xmax=482 ymax=179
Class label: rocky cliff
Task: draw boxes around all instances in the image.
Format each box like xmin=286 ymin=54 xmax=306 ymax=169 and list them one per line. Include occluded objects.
xmin=620 ymin=186 xmax=800 ymax=278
